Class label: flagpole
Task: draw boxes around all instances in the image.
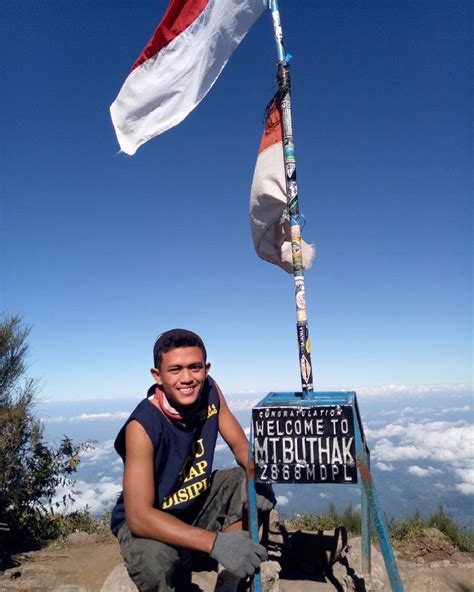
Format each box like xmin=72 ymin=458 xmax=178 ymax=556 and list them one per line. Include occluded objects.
xmin=268 ymin=0 xmax=314 ymax=396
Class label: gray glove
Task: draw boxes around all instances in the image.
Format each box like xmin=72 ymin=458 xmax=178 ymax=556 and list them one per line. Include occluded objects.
xmin=210 ymin=531 xmax=267 ymax=578
xmin=241 ymin=481 xmax=276 ymax=512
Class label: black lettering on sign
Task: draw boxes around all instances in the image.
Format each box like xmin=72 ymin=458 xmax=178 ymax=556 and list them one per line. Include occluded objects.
xmin=252 ymin=405 xmax=357 ymax=484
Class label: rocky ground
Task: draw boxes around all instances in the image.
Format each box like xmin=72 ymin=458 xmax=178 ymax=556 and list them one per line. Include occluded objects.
xmin=1 ymin=513 xmax=473 ymax=592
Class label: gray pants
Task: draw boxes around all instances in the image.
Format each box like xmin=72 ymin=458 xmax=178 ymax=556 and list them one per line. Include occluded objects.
xmin=117 ymin=468 xmax=245 ymax=592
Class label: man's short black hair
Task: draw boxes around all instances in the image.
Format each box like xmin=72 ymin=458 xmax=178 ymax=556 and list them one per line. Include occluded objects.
xmin=153 ymin=329 xmax=207 ymax=369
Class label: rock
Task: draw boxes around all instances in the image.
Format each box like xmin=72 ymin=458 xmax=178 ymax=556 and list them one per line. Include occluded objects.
xmin=191 ymin=569 xmax=217 ymax=591
xmin=440 ymin=559 xmax=451 ymax=567
xmin=330 ymin=537 xmax=389 ymax=592
xmin=345 ymin=537 xmax=386 ymax=581
xmin=65 ymin=532 xmax=99 ymax=547
xmin=365 ymin=577 xmax=385 ymax=592
xmin=3 ymin=564 xmax=53 ymax=578
xmin=54 ymin=586 xmax=92 ymax=592
xmin=0 ymin=585 xmax=49 ymax=592
xmin=100 ymin=564 xmax=138 ymax=592
xmin=260 ymin=560 xmax=281 ymax=592
xmin=269 ymin=509 xmax=281 ymax=533
xmin=2 ymin=568 xmax=21 ymax=580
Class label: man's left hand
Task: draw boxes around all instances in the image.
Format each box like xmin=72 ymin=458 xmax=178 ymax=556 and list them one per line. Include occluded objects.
xmin=241 ymin=481 xmax=276 ymax=512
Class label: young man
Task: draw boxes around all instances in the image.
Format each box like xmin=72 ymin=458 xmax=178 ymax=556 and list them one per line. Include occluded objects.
xmin=110 ymin=329 xmax=273 ymax=592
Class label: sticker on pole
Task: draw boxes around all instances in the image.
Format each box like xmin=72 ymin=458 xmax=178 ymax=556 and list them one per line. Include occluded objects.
xmin=252 ymin=405 xmax=357 ymax=484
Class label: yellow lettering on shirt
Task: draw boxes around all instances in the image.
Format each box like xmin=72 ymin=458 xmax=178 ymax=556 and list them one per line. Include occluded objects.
xmin=183 ymin=459 xmax=208 ymax=483
xmin=177 ymin=438 xmax=206 ymax=483
xmin=194 ymin=438 xmax=205 ymax=458
xmin=161 ymin=478 xmax=209 ymax=510
xmin=198 ymin=404 xmax=218 ymax=421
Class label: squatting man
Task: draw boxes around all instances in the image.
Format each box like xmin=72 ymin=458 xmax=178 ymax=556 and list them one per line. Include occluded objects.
xmin=111 ymin=329 xmax=275 ymax=592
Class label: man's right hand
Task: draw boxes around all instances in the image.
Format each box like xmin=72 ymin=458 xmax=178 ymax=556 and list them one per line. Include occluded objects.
xmin=210 ymin=531 xmax=267 ymax=578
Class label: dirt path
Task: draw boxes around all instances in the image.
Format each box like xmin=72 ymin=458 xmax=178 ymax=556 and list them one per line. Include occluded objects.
xmin=0 ymin=533 xmax=121 ymax=592
xmin=1 ymin=529 xmax=473 ymax=592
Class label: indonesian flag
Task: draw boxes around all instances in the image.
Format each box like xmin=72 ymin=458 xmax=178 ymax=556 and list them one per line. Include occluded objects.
xmin=250 ymin=104 xmax=315 ymax=273
xmin=110 ymin=0 xmax=265 ymax=155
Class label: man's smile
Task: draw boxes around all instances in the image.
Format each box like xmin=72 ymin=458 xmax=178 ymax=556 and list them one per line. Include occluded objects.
xmin=177 ymin=386 xmax=196 ymax=394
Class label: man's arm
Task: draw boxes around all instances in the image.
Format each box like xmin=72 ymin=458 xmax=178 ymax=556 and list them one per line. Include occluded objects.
xmin=123 ymin=420 xmax=216 ymax=552
xmin=216 ymin=384 xmax=277 ymax=512
xmin=215 ymin=384 xmax=249 ymax=468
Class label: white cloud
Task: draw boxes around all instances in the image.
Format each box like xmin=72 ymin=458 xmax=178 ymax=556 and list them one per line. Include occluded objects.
xmin=228 ymin=399 xmax=260 ymax=411
xmin=366 ymin=424 xmax=408 ymax=439
xmin=408 ymin=465 xmax=442 ymax=478
xmin=76 ymin=412 xmax=129 ymax=421
xmin=440 ymin=405 xmax=471 ymax=414
xmin=371 ymin=421 xmax=472 ymax=463
xmin=370 ymin=420 xmax=474 ymax=496
xmin=372 ymin=408 xmax=429 ymax=421
xmin=355 ymin=383 xmax=471 ymax=398
xmin=276 ymin=496 xmax=289 ymax=506
xmin=456 ymin=483 xmax=474 ymax=495
xmin=99 ymin=476 xmax=113 ymax=483
xmin=376 ymin=462 xmax=395 ymax=472
xmin=53 ymin=479 xmax=121 ymax=516
xmin=44 ymin=416 xmax=67 ymax=423
xmin=373 ymin=438 xmax=428 ymax=461
xmin=378 ymin=410 xmax=399 ymax=417
xmin=44 ymin=411 xmax=129 ymax=424
xmin=228 ymin=390 xmax=260 ymax=396
xmin=454 ymin=468 xmax=474 ymax=496
xmin=81 ymin=440 xmax=115 ymax=465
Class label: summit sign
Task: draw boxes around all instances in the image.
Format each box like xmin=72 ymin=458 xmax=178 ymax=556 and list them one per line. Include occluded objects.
xmin=252 ymin=405 xmax=357 ymax=484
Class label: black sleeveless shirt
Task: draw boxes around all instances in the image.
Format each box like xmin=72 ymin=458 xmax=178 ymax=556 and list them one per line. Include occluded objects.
xmin=110 ymin=376 xmax=220 ymax=535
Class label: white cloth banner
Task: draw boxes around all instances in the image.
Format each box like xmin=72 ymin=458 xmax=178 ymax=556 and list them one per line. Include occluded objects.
xmin=110 ymin=0 xmax=265 ymax=155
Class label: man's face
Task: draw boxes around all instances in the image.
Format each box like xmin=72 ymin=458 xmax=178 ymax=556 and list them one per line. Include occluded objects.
xmin=151 ymin=346 xmax=210 ymax=410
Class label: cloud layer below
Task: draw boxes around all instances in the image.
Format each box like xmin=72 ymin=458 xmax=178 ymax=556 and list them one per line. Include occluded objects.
xmin=369 ymin=420 xmax=474 ymax=495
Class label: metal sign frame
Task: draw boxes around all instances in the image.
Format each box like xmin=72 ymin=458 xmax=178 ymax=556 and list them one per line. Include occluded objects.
xmin=247 ymin=391 xmax=404 ymax=592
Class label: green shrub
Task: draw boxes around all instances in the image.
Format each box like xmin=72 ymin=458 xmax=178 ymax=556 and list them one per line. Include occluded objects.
xmin=39 ymin=508 xmax=112 ymax=544
xmin=388 ymin=506 xmax=474 ymax=552
xmin=0 ymin=315 xmax=92 ymax=559
xmin=341 ymin=503 xmax=362 ymax=535
xmin=389 ymin=508 xmax=426 ymax=544
xmin=284 ymin=503 xmax=474 ymax=552
xmin=285 ymin=503 xmax=361 ymax=536
xmin=426 ymin=505 xmax=474 ymax=552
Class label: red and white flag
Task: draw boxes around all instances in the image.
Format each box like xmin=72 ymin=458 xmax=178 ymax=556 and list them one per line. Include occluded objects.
xmin=110 ymin=0 xmax=265 ymax=155
xmin=250 ymin=104 xmax=315 ymax=273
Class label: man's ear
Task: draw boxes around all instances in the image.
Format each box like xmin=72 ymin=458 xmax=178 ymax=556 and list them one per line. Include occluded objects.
xmin=150 ymin=367 xmax=162 ymax=385
xmin=205 ymin=362 xmax=211 ymax=376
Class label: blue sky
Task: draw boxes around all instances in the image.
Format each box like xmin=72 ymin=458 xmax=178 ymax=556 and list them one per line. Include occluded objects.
xmin=1 ymin=1 xmax=471 ymax=401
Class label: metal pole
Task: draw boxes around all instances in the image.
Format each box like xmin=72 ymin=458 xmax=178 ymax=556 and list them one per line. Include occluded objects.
xmin=353 ymin=413 xmax=404 ymax=591
xmin=247 ymin=425 xmax=262 ymax=592
xmin=361 ymin=450 xmax=372 ymax=574
xmin=268 ymin=0 xmax=314 ymax=396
